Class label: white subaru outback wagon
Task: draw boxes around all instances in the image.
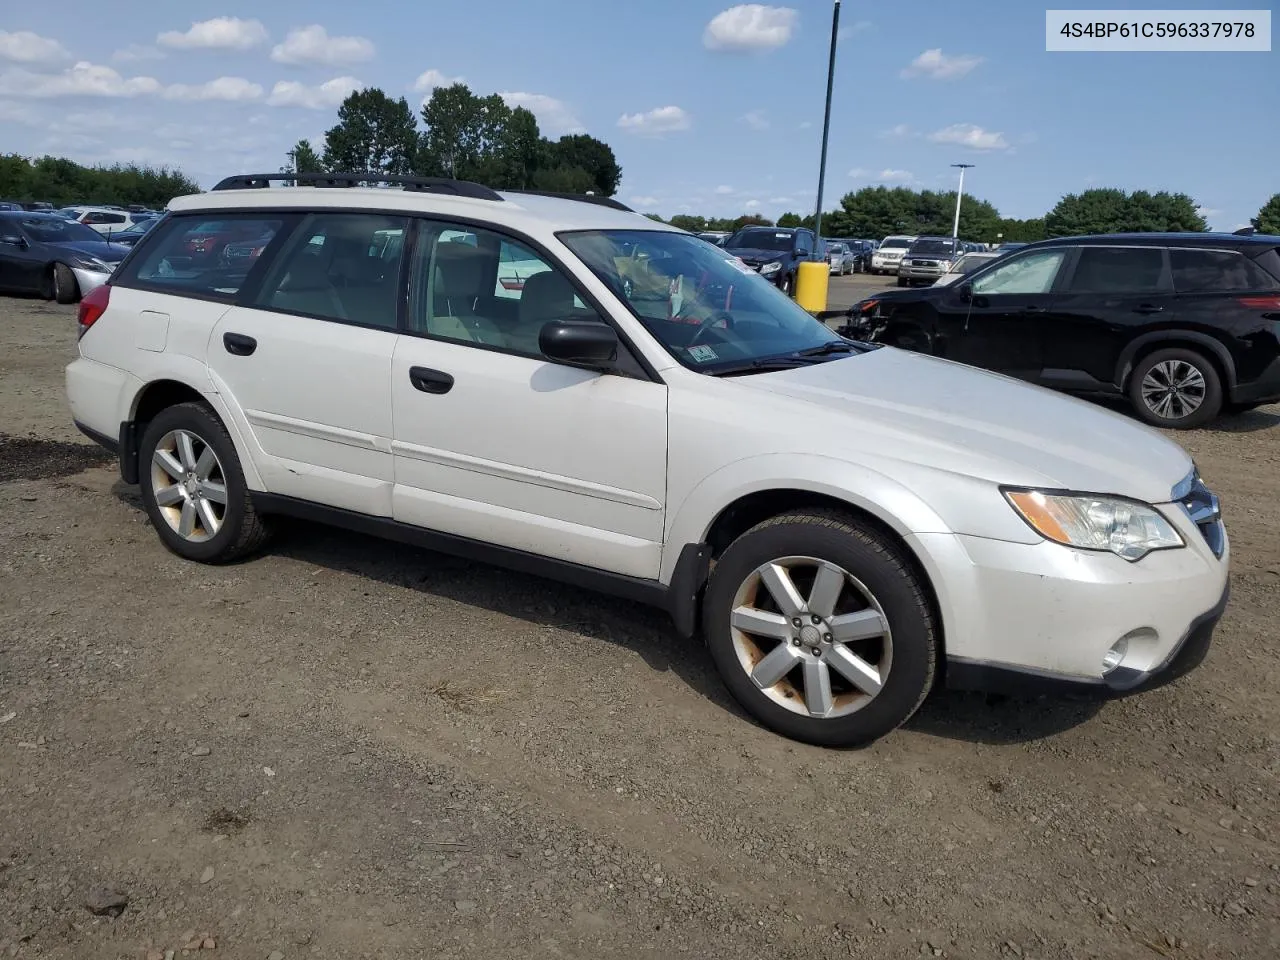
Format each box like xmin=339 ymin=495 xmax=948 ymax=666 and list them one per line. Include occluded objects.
xmin=66 ymin=173 xmax=1230 ymax=747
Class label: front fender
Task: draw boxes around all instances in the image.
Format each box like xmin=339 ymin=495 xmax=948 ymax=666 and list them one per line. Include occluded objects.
xmin=660 ymin=452 xmax=952 ymax=584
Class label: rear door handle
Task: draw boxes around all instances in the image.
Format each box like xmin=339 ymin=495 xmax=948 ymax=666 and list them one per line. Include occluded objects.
xmin=1133 ymin=304 xmax=1165 ymax=314
xmin=222 ymin=332 xmax=257 ymax=356
xmin=409 ymin=366 xmax=454 ymax=395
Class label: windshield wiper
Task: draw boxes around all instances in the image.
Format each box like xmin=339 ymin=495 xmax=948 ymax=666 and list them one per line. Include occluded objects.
xmin=795 ymin=340 xmax=858 ymax=358
xmin=707 ymin=356 xmax=817 ymax=377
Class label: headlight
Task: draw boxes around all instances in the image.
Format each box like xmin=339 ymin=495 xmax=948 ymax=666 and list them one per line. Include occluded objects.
xmin=759 ymin=261 xmax=781 ymax=276
xmin=1004 ymin=489 xmax=1184 ymax=562
xmin=68 ymin=255 xmax=113 ymax=273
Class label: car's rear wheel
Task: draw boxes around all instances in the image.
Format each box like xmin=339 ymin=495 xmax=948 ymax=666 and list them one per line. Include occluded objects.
xmin=139 ymin=402 xmax=272 ymax=563
xmin=50 ymin=263 xmax=79 ymax=304
xmin=703 ymin=510 xmax=938 ymax=747
xmin=1128 ymin=348 xmax=1223 ymax=429
xmin=896 ymin=276 xmax=907 ymax=287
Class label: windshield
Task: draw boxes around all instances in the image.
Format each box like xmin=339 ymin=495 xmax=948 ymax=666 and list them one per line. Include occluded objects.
xmin=828 ymin=243 xmax=846 ymax=254
xmin=561 ymin=229 xmax=848 ymax=372
xmin=880 ymin=237 xmax=912 ymax=250
xmin=18 ymin=217 xmax=103 ymax=243
xmin=726 ymin=228 xmax=795 ymax=252
xmin=910 ymin=238 xmax=960 ymax=256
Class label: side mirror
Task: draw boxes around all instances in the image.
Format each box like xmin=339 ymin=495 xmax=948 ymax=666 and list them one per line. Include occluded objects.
xmin=0 ymin=234 xmax=26 ymax=248
xmin=539 ymin=320 xmax=618 ymax=368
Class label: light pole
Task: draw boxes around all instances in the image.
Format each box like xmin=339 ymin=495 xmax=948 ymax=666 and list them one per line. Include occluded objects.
xmin=811 ymin=0 xmax=841 ymax=243
xmin=950 ymin=162 xmax=974 ymax=239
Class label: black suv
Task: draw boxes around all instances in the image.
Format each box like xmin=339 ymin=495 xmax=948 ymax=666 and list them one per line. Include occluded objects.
xmin=837 ymin=233 xmax=1280 ymax=428
xmin=724 ymin=226 xmax=820 ymax=295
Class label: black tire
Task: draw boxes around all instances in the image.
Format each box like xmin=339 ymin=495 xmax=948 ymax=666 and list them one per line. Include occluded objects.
xmin=702 ymin=510 xmax=938 ymax=747
xmin=51 ymin=263 xmax=79 ymax=304
xmin=781 ymin=274 xmax=794 ymax=297
xmin=895 ymin=276 xmax=907 ymax=287
xmin=1127 ymin=347 xmax=1223 ymax=429
xmin=138 ymin=402 xmax=272 ymax=563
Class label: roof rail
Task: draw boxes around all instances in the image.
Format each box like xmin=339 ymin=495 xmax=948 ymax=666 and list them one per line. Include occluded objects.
xmin=211 ymin=173 xmax=504 ymax=202
xmin=503 ymin=189 xmax=633 ymax=212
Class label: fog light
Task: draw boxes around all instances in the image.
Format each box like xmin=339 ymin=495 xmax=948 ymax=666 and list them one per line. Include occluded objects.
xmin=1102 ymin=638 xmax=1129 ymax=674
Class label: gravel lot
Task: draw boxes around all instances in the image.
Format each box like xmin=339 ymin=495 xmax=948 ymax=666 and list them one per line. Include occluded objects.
xmin=2 ymin=294 xmax=1279 ymax=960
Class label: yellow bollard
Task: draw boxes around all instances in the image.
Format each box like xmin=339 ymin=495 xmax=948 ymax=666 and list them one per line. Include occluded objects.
xmin=792 ymin=260 xmax=829 ymax=314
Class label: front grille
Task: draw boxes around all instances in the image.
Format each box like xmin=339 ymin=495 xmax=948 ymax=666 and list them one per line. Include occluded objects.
xmin=1173 ymin=469 xmax=1225 ymax=558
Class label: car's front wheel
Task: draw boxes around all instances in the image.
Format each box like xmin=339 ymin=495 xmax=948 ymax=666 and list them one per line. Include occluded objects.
xmin=49 ymin=263 xmax=79 ymax=304
xmin=703 ymin=510 xmax=938 ymax=747
xmin=139 ymin=402 xmax=272 ymax=563
xmin=1128 ymin=348 xmax=1223 ymax=429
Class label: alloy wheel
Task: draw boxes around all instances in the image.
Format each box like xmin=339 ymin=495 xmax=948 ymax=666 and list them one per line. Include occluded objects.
xmin=729 ymin=556 xmax=892 ymax=719
xmin=1141 ymin=360 xmax=1206 ymax=421
xmin=150 ymin=429 xmax=229 ymax=542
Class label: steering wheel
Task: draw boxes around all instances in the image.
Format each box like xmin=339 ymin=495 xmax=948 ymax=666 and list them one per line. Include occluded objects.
xmin=686 ymin=311 xmax=735 ymax=347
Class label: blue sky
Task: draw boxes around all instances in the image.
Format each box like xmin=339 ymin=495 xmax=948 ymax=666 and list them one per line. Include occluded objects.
xmin=1 ymin=1 xmax=1275 ymax=228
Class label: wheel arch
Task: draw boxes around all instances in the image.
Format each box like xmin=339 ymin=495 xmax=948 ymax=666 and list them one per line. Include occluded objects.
xmin=1116 ymin=331 xmax=1236 ymax=392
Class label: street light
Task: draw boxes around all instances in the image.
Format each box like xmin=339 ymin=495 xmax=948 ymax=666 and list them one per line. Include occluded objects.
xmin=811 ymin=0 xmax=841 ymax=242
xmin=950 ymin=162 xmax=974 ymax=239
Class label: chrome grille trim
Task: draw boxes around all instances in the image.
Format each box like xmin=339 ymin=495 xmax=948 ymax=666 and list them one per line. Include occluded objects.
xmin=1172 ymin=467 xmax=1225 ymax=559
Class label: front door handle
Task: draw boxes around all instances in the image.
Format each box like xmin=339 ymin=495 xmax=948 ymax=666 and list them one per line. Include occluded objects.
xmin=222 ymin=332 xmax=257 ymax=356
xmin=1024 ymin=306 xmax=1047 ymax=314
xmin=1133 ymin=303 xmax=1165 ymax=315
xmin=409 ymin=366 xmax=454 ymax=395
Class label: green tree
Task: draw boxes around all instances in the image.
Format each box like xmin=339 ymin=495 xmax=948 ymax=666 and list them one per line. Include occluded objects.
xmin=322 ymin=88 xmax=419 ymax=176
xmin=668 ymin=214 xmax=707 ymax=232
xmin=995 ymin=217 xmax=1048 ymax=243
xmin=1045 ymin=188 xmax=1207 ymax=236
xmin=283 ymin=139 xmax=323 ymax=174
xmin=776 ymin=212 xmax=804 ymax=228
xmin=419 ymin=83 xmax=514 ymax=182
xmin=1250 ymin=194 xmax=1280 ymax=235
xmin=0 ymin=153 xmax=199 ymax=206
xmin=730 ymin=213 xmax=773 ymax=231
xmin=546 ymin=134 xmax=621 ymax=196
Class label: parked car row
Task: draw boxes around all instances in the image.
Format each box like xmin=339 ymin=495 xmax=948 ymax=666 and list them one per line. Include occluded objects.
xmin=839 ymin=231 xmax=1280 ymax=428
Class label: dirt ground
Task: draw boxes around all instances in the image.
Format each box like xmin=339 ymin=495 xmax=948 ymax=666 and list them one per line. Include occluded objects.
xmin=2 ymin=295 xmax=1279 ymax=960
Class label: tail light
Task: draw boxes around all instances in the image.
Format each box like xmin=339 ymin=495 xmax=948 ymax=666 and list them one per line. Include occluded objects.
xmin=1239 ymin=296 xmax=1280 ymax=311
xmin=77 ymin=285 xmax=110 ymax=339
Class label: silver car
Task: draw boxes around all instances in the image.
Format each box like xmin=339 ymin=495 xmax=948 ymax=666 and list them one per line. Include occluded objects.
xmin=897 ymin=236 xmax=964 ymax=286
xmin=826 ymin=241 xmax=854 ymax=275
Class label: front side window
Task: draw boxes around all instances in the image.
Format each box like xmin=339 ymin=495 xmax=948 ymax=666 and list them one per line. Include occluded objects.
xmin=1067 ymin=246 xmax=1167 ymax=293
xmin=123 ymin=214 xmax=286 ymax=299
xmin=255 ymin=213 xmax=407 ymax=329
xmin=562 ymin=229 xmax=844 ymax=371
xmin=408 ymin=221 xmax=602 ymax=356
xmin=1170 ymin=248 xmax=1280 ymax=293
xmin=970 ymin=249 xmax=1067 ymax=295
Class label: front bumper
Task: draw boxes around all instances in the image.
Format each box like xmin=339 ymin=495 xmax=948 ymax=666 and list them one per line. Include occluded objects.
xmin=898 ymin=266 xmax=946 ymax=280
xmin=870 ymin=258 xmax=901 ymax=272
xmin=71 ymin=266 xmax=114 ymax=296
xmin=906 ymin=502 xmax=1230 ymax=697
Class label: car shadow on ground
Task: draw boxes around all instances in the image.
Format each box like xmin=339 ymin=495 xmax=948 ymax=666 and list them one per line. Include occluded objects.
xmin=1093 ymin=397 xmax=1280 ymax=433
xmin=112 ymin=486 xmax=1112 ymax=747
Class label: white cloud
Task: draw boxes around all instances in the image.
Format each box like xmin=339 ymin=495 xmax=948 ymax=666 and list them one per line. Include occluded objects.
xmin=617 ymin=105 xmax=691 ymax=136
xmin=742 ymin=110 xmax=769 ymax=131
xmin=715 ymin=185 xmax=734 ymax=195
xmin=878 ymin=123 xmax=913 ymax=139
xmin=112 ymin=44 xmax=166 ymax=63
xmin=0 ymin=62 xmax=161 ymax=98
xmin=838 ymin=21 xmax=872 ymax=41
xmin=902 ymin=48 xmax=984 ymax=80
xmin=767 ymin=195 xmax=794 ymax=204
xmin=848 ymin=167 xmax=869 ymax=178
xmin=499 ymin=91 xmax=584 ymax=135
xmin=0 ymin=30 xmax=71 ymax=64
xmin=704 ymin=5 xmax=798 ymax=52
xmin=271 ymin=25 xmax=375 ymax=66
xmin=877 ymin=169 xmax=915 ymax=182
xmin=798 ymin=120 xmax=812 ymax=129
xmin=164 ymin=76 xmax=263 ymax=102
xmin=927 ymin=123 xmax=1009 ymax=150
xmin=630 ymin=195 xmax=659 ymax=207
xmin=744 ymin=199 xmax=762 ymax=209
xmin=414 ymin=68 xmax=464 ymax=92
xmin=157 ymin=17 xmax=267 ymax=52
xmin=267 ymin=76 xmax=364 ymax=109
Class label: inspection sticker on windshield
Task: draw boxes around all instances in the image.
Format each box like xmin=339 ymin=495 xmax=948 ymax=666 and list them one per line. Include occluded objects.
xmin=687 ymin=344 xmax=718 ymax=363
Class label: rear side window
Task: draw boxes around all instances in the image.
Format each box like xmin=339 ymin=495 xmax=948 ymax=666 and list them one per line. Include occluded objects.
xmin=119 ymin=214 xmax=286 ymax=300
xmin=1170 ymin=248 xmax=1280 ymax=293
xmin=253 ymin=212 xmax=408 ymax=330
xmin=1066 ymin=247 xmax=1167 ymax=294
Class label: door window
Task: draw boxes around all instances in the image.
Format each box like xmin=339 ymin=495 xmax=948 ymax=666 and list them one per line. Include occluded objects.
xmin=119 ymin=214 xmax=285 ymax=299
xmin=254 ymin=213 xmax=408 ymax=329
xmin=408 ymin=221 xmax=602 ymax=356
xmin=1170 ymin=248 xmax=1280 ymax=293
xmin=970 ymin=249 xmax=1067 ymax=295
xmin=1066 ymin=247 xmax=1167 ymax=293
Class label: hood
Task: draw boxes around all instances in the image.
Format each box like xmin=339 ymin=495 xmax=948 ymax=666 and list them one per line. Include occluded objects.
xmin=735 ymin=347 xmax=1191 ymax=504
xmin=726 ymin=247 xmax=787 ymax=263
xmin=51 ymin=239 xmax=128 ymax=263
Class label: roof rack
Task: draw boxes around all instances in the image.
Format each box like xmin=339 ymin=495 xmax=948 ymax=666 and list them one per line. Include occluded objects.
xmin=503 ymin=189 xmax=633 ymax=212
xmin=211 ymin=173 xmax=504 ymax=201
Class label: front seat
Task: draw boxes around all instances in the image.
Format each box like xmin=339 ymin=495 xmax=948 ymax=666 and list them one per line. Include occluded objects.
xmin=513 ymin=270 xmax=576 ymax=355
xmin=430 ymin=242 xmax=504 ymax=346
xmin=271 ymin=250 xmax=347 ymax=320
